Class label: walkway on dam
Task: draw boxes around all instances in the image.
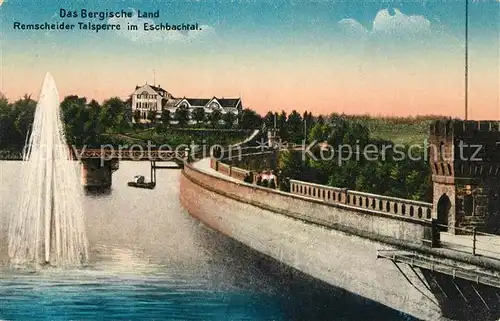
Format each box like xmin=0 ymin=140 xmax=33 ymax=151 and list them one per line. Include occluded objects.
xmin=193 ymin=158 xmax=243 ymax=183
xmin=192 ymin=158 xmax=500 ymax=263
xmin=441 ymin=232 xmax=500 ymax=260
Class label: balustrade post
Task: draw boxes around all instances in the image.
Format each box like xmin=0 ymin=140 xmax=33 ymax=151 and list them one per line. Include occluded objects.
xmin=472 ymin=227 xmax=477 ymax=255
xmin=431 ymin=219 xmax=440 ymax=247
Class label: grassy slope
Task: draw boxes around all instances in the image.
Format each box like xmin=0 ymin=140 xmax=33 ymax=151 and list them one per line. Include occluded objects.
xmin=353 ymin=118 xmax=435 ymax=146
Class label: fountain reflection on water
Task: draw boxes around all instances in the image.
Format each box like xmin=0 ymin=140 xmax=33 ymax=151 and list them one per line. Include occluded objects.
xmin=8 ymin=72 xmax=89 ymax=267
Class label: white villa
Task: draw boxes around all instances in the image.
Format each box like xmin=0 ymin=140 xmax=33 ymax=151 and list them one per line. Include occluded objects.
xmin=130 ymin=84 xmax=242 ymax=123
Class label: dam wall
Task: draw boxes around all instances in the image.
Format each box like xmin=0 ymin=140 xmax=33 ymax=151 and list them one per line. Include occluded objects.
xmin=182 ymin=158 xmax=500 ymax=320
xmin=180 ymin=161 xmax=446 ymax=320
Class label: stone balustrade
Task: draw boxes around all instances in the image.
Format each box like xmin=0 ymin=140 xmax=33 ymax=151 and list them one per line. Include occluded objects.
xmin=211 ymin=159 xmax=433 ymax=222
xmin=290 ymin=180 xmax=432 ymax=222
xmin=211 ymin=158 xmax=251 ymax=181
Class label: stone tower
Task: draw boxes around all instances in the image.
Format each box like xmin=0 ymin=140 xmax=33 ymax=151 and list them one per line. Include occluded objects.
xmin=429 ymin=120 xmax=500 ymax=234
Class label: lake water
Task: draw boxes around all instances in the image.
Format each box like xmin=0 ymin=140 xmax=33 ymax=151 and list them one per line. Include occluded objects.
xmin=0 ymin=161 xmax=417 ymax=320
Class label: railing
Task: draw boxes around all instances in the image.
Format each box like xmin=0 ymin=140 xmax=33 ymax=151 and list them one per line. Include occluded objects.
xmin=217 ymin=145 xmax=273 ymax=159
xmin=437 ymin=224 xmax=500 ymax=259
xmin=75 ymin=148 xmax=189 ymax=161
xmin=290 ymin=180 xmax=433 ymax=222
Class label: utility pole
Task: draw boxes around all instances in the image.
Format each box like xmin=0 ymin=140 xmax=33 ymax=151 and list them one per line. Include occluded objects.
xmin=153 ymin=69 xmax=156 ymax=87
xmin=465 ymin=0 xmax=469 ymax=120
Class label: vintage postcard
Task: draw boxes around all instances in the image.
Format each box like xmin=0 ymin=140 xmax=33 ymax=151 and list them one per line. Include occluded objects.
xmin=0 ymin=0 xmax=499 ymax=320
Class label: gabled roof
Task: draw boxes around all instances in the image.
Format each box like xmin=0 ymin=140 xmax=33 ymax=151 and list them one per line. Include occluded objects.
xmin=149 ymin=85 xmax=168 ymax=93
xmin=174 ymin=97 xmax=241 ymax=108
xmin=218 ymin=98 xmax=241 ymax=108
xmin=162 ymin=98 xmax=181 ymax=108
xmin=186 ymin=98 xmax=211 ymax=107
xmin=134 ymin=84 xmax=171 ymax=97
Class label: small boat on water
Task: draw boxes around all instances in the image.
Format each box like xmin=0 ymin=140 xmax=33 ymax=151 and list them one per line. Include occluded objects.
xmin=127 ymin=175 xmax=156 ymax=189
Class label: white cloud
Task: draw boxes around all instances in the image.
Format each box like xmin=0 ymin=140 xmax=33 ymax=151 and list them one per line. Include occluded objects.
xmin=337 ymin=18 xmax=368 ymax=37
xmin=373 ymin=9 xmax=431 ymax=35
xmin=108 ymin=9 xmax=215 ymax=43
xmin=337 ymin=8 xmax=431 ymax=37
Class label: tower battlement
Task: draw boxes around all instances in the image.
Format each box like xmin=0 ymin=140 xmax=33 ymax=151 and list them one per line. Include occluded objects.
xmin=429 ymin=120 xmax=500 ymax=234
xmin=431 ymin=120 xmax=500 ymax=137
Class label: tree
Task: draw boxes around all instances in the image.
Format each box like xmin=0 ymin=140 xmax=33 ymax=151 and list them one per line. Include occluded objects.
xmin=161 ymin=109 xmax=171 ymax=124
xmin=60 ymin=95 xmax=103 ymax=146
xmin=0 ymin=92 xmax=8 ymax=109
xmin=174 ymin=105 xmax=189 ymax=127
xmin=0 ymin=93 xmax=10 ymax=148
xmin=124 ymin=97 xmax=133 ymax=122
xmin=277 ymin=110 xmax=288 ymax=140
xmin=278 ymin=150 xmax=304 ymax=180
xmin=192 ymin=107 xmax=205 ymax=124
xmin=287 ymin=110 xmax=303 ymax=143
xmin=263 ymin=111 xmax=276 ymax=129
xmin=209 ymin=110 xmax=222 ymax=128
xmin=147 ymin=110 xmax=157 ymax=123
xmin=222 ymin=112 xmax=236 ymax=128
xmin=239 ymin=108 xmax=262 ymax=129
xmin=8 ymin=95 xmax=36 ymax=148
xmin=309 ymin=122 xmax=333 ymax=143
xmin=61 ymin=95 xmax=87 ymax=146
xmin=133 ymin=110 xmax=141 ymax=124
xmin=100 ymin=97 xmax=129 ymax=132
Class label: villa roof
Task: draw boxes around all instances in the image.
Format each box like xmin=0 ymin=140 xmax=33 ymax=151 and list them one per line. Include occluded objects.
xmin=174 ymin=97 xmax=241 ymax=108
xmin=186 ymin=98 xmax=211 ymax=107
xmin=163 ymin=98 xmax=181 ymax=108
xmin=135 ymin=84 xmax=170 ymax=96
xmin=218 ymin=98 xmax=241 ymax=108
xmin=149 ymin=85 xmax=168 ymax=93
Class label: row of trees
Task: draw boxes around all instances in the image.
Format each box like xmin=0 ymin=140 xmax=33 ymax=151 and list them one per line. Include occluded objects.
xmin=135 ymin=106 xmax=264 ymax=131
xmin=0 ymin=92 xmax=268 ymax=148
xmin=0 ymin=94 xmax=36 ymax=150
xmin=60 ymin=95 xmax=131 ymax=146
xmin=278 ymin=115 xmax=434 ymax=202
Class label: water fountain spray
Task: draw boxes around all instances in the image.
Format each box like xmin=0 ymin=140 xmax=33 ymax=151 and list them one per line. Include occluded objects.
xmin=8 ymin=73 xmax=89 ymax=267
